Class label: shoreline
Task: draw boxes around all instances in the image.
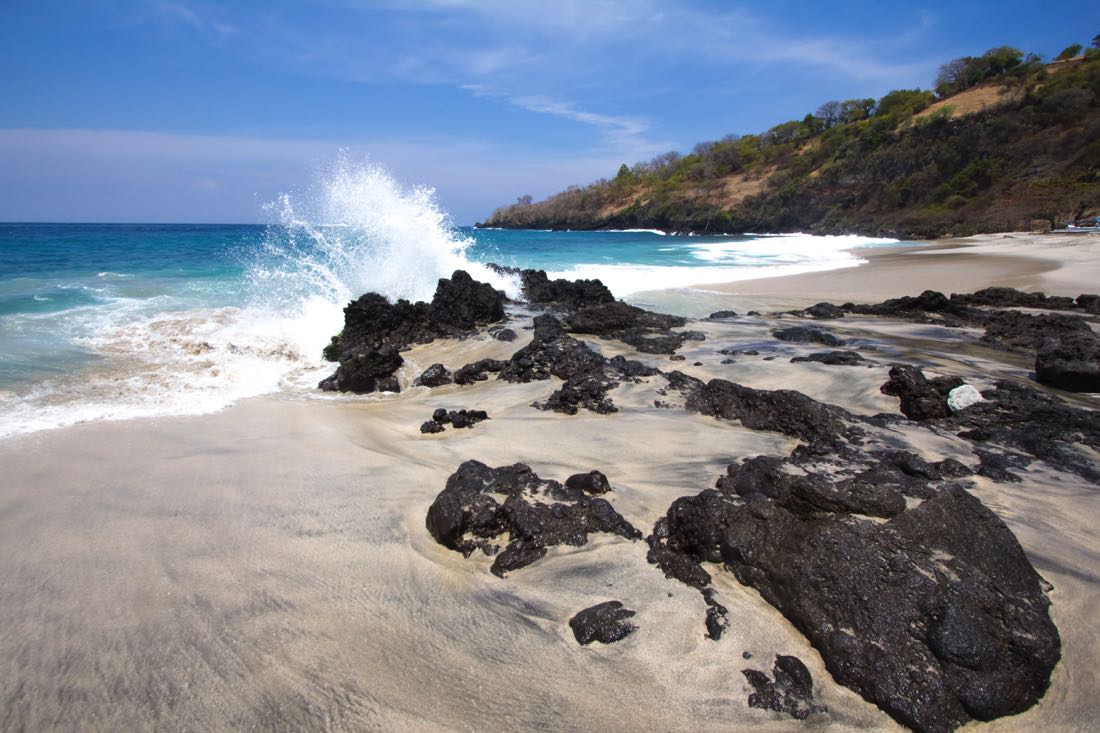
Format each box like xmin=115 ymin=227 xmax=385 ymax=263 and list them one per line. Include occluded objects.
xmin=692 ymin=231 xmax=1100 ymax=310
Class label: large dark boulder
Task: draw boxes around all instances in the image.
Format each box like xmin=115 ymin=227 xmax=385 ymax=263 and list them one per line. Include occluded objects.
xmin=453 ymin=358 xmax=508 ymax=385
xmin=566 ymin=302 xmax=692 ymax=354
xmin=425 ymin=461 xmax=641 ymax=578
xmin=680 ymin=376 xmax=856 ymax=446
xmin=322 ymin=293 xmax=433 ymax=362
xmin=519 ymin=269 xmax=615 ymax=310
xmin=565 ymin=470 xmax=612 ymax=495
xmin=320 ymin=271 xmax=506 ymax=393
xmin=318 ymin=344 xmax=404 ymax=393
xmin=649 ymin=478 xmax=1059 ymax=733
xmin=802 ymin=302 xmax=844 ymax=319
xmin=429 ymin=270 xmax=505 ymax=331
xmin=414 ymin=363 xmax=453 ymax=388
xmin=1077 ymin=293 xmax=1100 ymax=313
xmin=1034 ymin=332 xmax=1100 ymax=392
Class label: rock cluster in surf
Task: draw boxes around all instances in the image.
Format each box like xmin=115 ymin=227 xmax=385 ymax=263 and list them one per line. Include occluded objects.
xmin=649 ymin=372 xmax=1060 ymax=733
xmin=322 ymin=272 xmax=1088 ymax=731
xmin=318 ymin=270 xmax=505 ymax=393
xmin=419 ymin=408 xmax=489 ymax=434
xmin=824 ymin=287 xmax=1100 ymax=392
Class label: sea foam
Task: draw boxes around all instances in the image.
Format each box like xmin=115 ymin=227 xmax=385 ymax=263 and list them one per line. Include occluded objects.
xmin=547 ymin=232 xmax=897 ymax=296
xmin=0 ymin=159 xmax=515 ymax=438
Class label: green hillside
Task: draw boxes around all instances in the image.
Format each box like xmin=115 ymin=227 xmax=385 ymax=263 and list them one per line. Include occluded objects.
xmin=480 ymin=42 xmax=1100 ymax=238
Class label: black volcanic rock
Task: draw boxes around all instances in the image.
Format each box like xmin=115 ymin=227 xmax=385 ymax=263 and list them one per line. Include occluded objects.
xmin=980 ymin=310 xmax=1092 ymax=351
xmin=318 ymin=343 xmax=404 ymax=393
xmin=649 ymin=477 xmax=1059 ymax=733
xmin=569 ymin=601 xmax=638 ymax=645
xmin=321 ymin=293 xmax=432 ymax=364
xmin=1035 ymin=331 xmax=1100 ymax=392
xmin=419 ymin=408 xmax=489 ymax=434
xmin=454 ymin=358 xmax=508 ymax=385
xmin=565 ymin=470 xmax=612 ymax=495
xmin=772 ymin=326 xmax=844 ymax=347
xmin=679 ymin=376 xmax=857 ymax=446
xmin=946 ymin=379 xmax=1100 ymax=481
xmin=425 ymin=461 xmax=641 ymax=578
xmin=716 ymin=454 xmax=905 ymax=518
xmin=880 ymin=365 xmax=965 ymax=421
xmin=429 ymin=270 xmax=506 ymax=332
xmin=743 ymin=655 xmax=825 ymax=720
xmin=319 ymin=271 xmax=505 ymax=393
xmin=709 ymin=310 xmax=739 ymax=319
xmin=647 ymin=369 xmax=1062 ymax=731
xmin=802 ymin=302 xmax=844 ymax=319
xmin=950 ymin=287 xmax=1077 ymax=310
xmin=845 ymin=289 xmax=976 ymax=324
xmin=519 ymin=269 xmax=616 ymax=310
xmin=495 ymin=314 xmax=658 ymax=414
xmin=1077 ymin=293 xmax=1100 ymax=313
xmin=566 ymin=301 xmax=692 ymax=354
xmin=791 ymin=350 xmax=866 ymax=366
xmin=414 ymin=363 xmax=453 ymax=388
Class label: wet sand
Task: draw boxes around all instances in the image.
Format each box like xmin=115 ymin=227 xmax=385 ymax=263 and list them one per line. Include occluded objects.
xmin=1 ymin=232 xmax=1099 ymax=731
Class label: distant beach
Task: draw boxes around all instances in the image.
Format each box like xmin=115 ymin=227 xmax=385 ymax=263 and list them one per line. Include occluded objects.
xmin=695 ymin=231 xmax=1100 ymax=311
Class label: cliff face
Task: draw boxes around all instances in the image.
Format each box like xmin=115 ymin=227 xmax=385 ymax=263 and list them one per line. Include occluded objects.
xmin=481 ymin=56 xmax=1100 ymax=238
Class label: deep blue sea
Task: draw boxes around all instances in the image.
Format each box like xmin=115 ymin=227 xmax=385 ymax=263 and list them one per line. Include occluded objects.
xmin=0 ymin=165 xmax=902 ymax=438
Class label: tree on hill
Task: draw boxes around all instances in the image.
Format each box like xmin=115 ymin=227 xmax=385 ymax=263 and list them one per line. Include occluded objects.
xmin=935 ymin=46 xmax=1025 ymax=97
xmin=816 ymin=101 xmax=842 ymax=129
xmin=1057 ymin=44 xmax=1083 ymax=60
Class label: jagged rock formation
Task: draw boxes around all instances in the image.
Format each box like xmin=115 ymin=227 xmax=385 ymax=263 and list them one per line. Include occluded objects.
xmin=647 ymin=373 xmax=1061 ymax=733
xmin=425 ymin=461 xmax=641 ymax=578
xmin=320 ymin=271 xmax=505 ymax=393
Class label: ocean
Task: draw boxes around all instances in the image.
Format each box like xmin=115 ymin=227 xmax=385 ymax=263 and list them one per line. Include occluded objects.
xmin=0 ymin=163 xmax=903 ymax=438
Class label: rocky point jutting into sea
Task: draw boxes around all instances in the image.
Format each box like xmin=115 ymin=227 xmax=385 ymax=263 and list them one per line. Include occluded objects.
xmin=303 ymin=266 xmax=1100 ymax=732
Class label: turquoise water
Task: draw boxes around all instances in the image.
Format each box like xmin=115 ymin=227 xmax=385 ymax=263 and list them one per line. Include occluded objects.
xmin=0 ymin=165 xmax=901 ymax=438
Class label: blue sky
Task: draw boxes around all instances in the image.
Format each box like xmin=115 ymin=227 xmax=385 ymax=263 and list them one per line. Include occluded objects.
xmin=2 ymin=0 xmax=1097 ymax=224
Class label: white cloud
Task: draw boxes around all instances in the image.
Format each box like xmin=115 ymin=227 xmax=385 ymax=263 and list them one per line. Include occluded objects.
xmin=460 ymin=85 xmax=667 ymax=156
xmin=147 ymin=0 xmax=237 ymax=45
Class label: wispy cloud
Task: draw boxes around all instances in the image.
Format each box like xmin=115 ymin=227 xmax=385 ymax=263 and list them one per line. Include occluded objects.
xmin=460 ymin=85 xmax=668 ymax=159
xmin=146 ymin=0 xmax=237 ymax=45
